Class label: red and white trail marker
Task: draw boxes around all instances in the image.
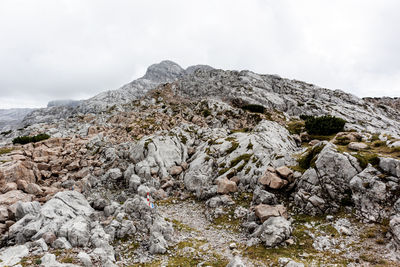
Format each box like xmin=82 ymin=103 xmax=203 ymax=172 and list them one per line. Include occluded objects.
xmin=146 ymin=192 xmax=155 ymax=209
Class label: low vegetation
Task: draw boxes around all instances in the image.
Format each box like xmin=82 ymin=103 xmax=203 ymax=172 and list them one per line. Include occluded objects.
xmin=298 ymin=144 xmax=326 ymax=170
xmin=12 ymin=133 xmax=50 ymax=145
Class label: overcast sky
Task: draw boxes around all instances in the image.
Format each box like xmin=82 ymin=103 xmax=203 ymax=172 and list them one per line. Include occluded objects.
xmin=0 ymin=0 xmax=399 ymax=109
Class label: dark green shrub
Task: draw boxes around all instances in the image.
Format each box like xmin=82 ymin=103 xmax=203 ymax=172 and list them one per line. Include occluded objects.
xmin=12 ymin=133 xmax=50 ymax=145
xmin=302 ymin=115 xmax=346 ymax=135
xmin=241 ymin=104 xmax=265 ymax=114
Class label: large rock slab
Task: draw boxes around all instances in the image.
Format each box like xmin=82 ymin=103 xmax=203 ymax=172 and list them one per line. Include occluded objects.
xmin=0 ymin=161 xmax=35 ymax=185
xmin=129 ymin=132 xmax=188 ymax=180
xmin=294 ymin=143 xmax=362 ymax=214
xmin=350 ymin=166 xmax=394 ymax=222
xmin=8 ymin=191 xmax=94 ymax=246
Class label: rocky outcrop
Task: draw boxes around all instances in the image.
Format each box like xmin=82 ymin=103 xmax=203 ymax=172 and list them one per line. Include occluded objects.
xmin=350 ymin=166 xmax=396 ymax=222
xmin=251 ymin=216 xmax=292 ymax=247
xmin=8 ymin=191 xmax=94 ymax=245
xmin=294 ymin=142 xmax=362 ymax=214
xmin=184 ymin=120 xmax=297 ymax=198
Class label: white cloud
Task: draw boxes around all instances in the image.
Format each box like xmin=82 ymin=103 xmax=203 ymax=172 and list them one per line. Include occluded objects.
xmin=0 ymin=0 xmax=399 ymax=108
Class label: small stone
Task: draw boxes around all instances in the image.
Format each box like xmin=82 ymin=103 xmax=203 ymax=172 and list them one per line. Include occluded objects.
xmin=169 ymin=166 xmax=183 ymax=176
xmin=326 ymin=215 xmax=334 ymax=222
xmin=230 ymin=176 xmax=240 ymax=184
xmin=348 ymin=142 xmax=368 ymax=151
xmin=217 ymin=178 xmax=238 ymax=194
xmin=267 ymin=166 xmax=276 ymax=173
xmin=25 ymin=183 xmax=43 ymax=195
xmin=42 ymin=232 xmax=57 ymax=245
xmin=258 ymin=171 xmax=287 ymax=189
xmin=229 ymin=242 xmax=237 ymax=249
xmin=254 ymin=204 xmax=288 ymax=222
xmin=308 ymin=140 xmax=320 ymax=146
xmin=78 ymin=251 xmax=92 ymax=267
xmin=285 ymin=239 xmax=295 ymax=245
xmin=276 ymin=166 xmax=294 ymax=181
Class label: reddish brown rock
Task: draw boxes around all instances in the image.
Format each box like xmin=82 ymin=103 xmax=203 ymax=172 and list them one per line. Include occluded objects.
xmin=42 ymin=232 xmax=57 ymax=244
xmin=37 ymin=163 xmax=50 ymax=171
xmin=0 ymin=190 xmax=33 ymax=206
xmin=217 ymin=178 xmax=238 ymax=194
xmin=16 ymin=179 xmax=29 ymax=192
xmin=0 ymin=161 xmax=35 ymax=184
xmin=1 ymin=182 xmax=18 ymax=194
xmin=161 ymin=180 xmax=174 ymax=189
xmin=87 ymin=126 xmax=98 ymax=135
xmin=181 ymin=162 xmax=189 ymax=170
xmin=169 ymin=166 xmax=183 ymax=176
xmin=11 ymin=155 xmax=26 ymax=161
xmin=258 ymin=172 xmax=288 ymax=189
xmin=276 ymin=166 xmax=294 ymax=181
xmin=5 ymin=220 xmax=15 ymax=228
xmin=66 ymin=160 xmax=80 ymax=171
xmin=230 ymin=176 xmax=240 ymax=185
xmin=266 ymin=166 xmax=276 ymax=173
xmin=25 ymin=183 xmax=43 ymax=196
xmin=153 ymin=189 xmax=168 ymax=200
xmin=254 ymin=204 xmax=288 ymax=222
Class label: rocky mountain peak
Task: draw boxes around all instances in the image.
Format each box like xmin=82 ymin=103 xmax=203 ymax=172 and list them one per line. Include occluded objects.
xmin=142 ymin=60 xmax=185 ymax=82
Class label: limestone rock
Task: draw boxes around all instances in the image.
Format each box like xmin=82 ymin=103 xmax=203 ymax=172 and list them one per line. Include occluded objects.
xmin=0 ymin=245 xmax=29 ymax=267
xmin=252 ymin=216 xmax=292 ymax=247
xmin=8 ymin=191 xmax=93 ymax=245
xmin=379 ymin=157 xmax=400 ymax=178
xmin=350 ymin=166 xmax=391 ymax=222
xmin=227 ymin=256 xmax=245 ymax=267
xmin=252 ymin=187 xmax=278 ymax=205
xmin=78 ymin=251 xmax=92 ymax=267
xmin=294 ymin=143 xmax=361 ymax=214
xmin=0 ymin=206 xmax=8 ymax=222
xmin=59 ymin=215 xmax=90 ymax=247
xmin=348 ymin=142 xmax=368 ymax=151
xmin=15 ymin=201 xmax=41 ymax=221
